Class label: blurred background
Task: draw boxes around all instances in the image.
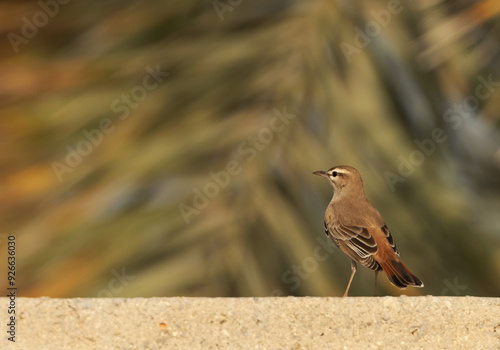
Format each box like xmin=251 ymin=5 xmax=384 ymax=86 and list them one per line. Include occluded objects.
xmin=0 ymin=0 xmax=499 ymax=298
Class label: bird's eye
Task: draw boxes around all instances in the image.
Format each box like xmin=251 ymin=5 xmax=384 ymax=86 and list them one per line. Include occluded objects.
xmin=332 ymin=171 xmax=337 ymax=177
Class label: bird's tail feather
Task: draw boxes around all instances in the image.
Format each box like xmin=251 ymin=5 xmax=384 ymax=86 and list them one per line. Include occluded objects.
xmin=380 ymin=258 xmax=423 ymax=289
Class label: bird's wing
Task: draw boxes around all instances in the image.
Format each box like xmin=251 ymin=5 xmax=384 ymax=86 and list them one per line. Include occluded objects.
xmin=332 ymin=223 xmax=378 ymax=258
xmin=324 ymin=221 xmax=340 ymax=248
xmin=380 ymin=224 xmax=400 ymax=256
xmin=325 ymin=222 xmax=376 ymax=257
xmin=326 ymin=222 xmax=400 ymax=270
xmin=330 ymin=223 xmax=400 ymax=256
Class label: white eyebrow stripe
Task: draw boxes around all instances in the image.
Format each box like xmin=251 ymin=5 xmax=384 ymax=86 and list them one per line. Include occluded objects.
xmin=328 ymin=169 xmax=350 ymax=175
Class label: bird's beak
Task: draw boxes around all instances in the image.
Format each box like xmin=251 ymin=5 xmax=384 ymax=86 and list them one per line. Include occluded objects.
xmin=313 ymin=170 xmax=328 ymax=178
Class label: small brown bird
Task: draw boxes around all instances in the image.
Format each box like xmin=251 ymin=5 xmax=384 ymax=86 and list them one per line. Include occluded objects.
xmin=313 ymin=165 xmax=423 ymax=297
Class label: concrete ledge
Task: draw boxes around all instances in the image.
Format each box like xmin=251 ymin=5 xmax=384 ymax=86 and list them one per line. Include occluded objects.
xmin=1 ymin=297 xmax=499 ymax=349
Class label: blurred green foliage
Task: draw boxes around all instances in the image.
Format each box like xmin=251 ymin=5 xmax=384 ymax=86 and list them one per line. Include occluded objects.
xmin=0 ymin=0 xmax=499 ymax=297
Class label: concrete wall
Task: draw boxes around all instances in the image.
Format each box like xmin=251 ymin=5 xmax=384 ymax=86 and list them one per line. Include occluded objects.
xmin=1 ymin=296 xmax=499 ymax=349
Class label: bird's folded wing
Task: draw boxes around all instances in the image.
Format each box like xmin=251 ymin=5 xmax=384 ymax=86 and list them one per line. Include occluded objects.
xmin=380 ymin=224 xmax=400 ymax=256
xmin=329 ymin=223 xmax=378 ymax=258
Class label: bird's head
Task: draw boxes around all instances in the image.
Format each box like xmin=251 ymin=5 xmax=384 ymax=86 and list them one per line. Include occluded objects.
xmin=313 ymin=165 xmax=364 ymax=198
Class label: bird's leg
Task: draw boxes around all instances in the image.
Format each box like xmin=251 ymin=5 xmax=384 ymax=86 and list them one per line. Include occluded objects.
xmin=343 ymin=260 xmax=357 ymax=297
xmin=374 ymin=270 xmax=379 ymax=297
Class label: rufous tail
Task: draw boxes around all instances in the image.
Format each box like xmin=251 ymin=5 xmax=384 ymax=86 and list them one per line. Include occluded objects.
xmin=380 ymin=258 xmax=423 ymax=289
